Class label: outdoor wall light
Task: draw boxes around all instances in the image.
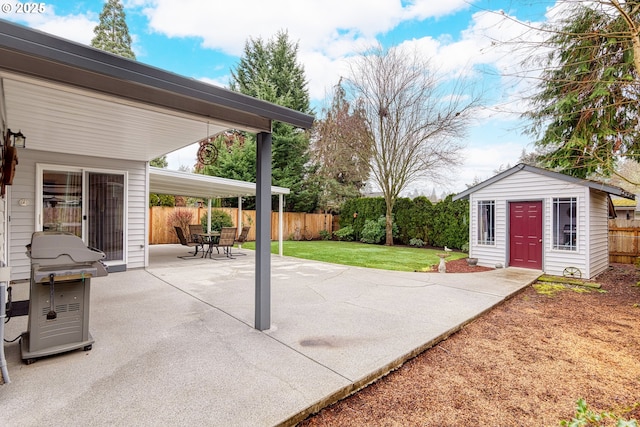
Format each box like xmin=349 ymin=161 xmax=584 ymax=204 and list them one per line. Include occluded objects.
xmin=6 ymin=129 xmax=26 ymax=148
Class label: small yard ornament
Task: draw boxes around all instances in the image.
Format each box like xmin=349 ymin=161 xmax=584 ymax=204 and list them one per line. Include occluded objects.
xmin=437 ymin=253 xmax=450 ymax=273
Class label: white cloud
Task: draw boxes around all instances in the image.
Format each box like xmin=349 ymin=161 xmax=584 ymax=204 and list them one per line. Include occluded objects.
xmin=403 ymin=0 xmax=475 ymax=20
xmin=3 ymin=0 xmax=559 ymax=182
xmin=135 ymin=0 xmax=483 ymax=103
xmin=167 ymin=144 xmax=198 ymax=171
xmin=6 ymin=9 xmax=97 ymax=45
xmin=141 ymin=0 xmax=406 ymax=55
xmin=458 ymin=140 xmax=526 ymax=189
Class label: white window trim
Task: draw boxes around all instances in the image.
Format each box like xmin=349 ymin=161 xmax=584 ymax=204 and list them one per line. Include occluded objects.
xmin=551 ymin=196 xmax=578 ymax=252
xmin=477 ymin=200 xmax=496 ymax=246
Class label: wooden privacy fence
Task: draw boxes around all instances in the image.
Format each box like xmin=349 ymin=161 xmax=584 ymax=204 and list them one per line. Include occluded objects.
xmin=149 ymin=206 xmax=334 ymax=244
xmin=608 ymin=219 xmax=640 ymax=264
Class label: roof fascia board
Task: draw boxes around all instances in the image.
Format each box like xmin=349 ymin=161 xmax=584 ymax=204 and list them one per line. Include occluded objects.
xmin=0 ymin=20 xmax=314 ymax=130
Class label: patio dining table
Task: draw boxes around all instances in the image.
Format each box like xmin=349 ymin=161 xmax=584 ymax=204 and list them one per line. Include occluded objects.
xmin=197 ymin=232 xmax=221 ymax=258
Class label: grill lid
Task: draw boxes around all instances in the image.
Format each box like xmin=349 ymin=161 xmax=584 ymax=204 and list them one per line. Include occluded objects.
xmin=28 ymin=231 xmax=106 ymax=265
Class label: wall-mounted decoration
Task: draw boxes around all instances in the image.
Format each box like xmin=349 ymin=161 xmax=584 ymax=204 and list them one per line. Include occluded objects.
xmin=1 ymin=129 xmax=26 ymax=197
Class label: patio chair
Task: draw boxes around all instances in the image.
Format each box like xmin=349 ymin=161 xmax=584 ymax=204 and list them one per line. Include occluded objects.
xmin=230 ymin=226 xmax=250 ymax=256
xmin=210 ymin=227 xmax=237 ymax=259
xmin=174 ymin=226 xmax=203 ymax=258
xmin=188 ymin=224 xmax=204 ymax=244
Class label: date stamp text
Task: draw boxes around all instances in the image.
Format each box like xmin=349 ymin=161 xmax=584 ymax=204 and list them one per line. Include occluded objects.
xmin=1 ymin=3 xmax=47 ymax=13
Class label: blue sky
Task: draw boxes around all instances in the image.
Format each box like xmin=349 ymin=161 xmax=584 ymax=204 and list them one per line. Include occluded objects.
xmin=2 ymin=0 xmax=556 ymax=194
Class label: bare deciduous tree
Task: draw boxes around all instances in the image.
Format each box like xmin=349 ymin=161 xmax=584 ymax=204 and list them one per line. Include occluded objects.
xmin=346 ymin=46 xmax=481 ymax=245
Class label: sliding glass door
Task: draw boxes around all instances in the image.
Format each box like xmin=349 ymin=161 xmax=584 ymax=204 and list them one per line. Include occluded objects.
xmin=86 ymin=172 xmax=125 ymax=262
xmin=39 ymin=166 xmax=126 ymax=265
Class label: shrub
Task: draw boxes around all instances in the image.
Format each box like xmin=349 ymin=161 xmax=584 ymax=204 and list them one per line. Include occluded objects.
xmin=200 ymin=209 xmax=233 ymax=232
xmin=340 ymin=197 xmax=386 ymax=239
xmin=167 ymin=209 xmax=194 ymax=237
xmin=409 ymin=238 xmax=425 ymax=247
xmin=360 ymin=217 xmax=386 ymax=244
xmin=360 ymin=216 xmax=398 ymax=244
xmin=150 ymin=194 xmax=175 ymax=207
xmin=319 ymin=229 xmax=332 ymax=241
xmin=333 ymin=226 xmax=355 ymax=241
xmin=560 ymin=398 xmax=638 ymax=427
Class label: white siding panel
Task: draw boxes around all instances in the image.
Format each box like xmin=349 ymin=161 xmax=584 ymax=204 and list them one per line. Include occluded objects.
xmin=9 ymin=149 xmax=147 ymax=280
xmin=469 ymin=197 xmax=506 ymax=268
xmin=544 ymin=187 xmax=589 ymax=277
xmin=589 ymin=191 xmax=610 ymax=278
xmin=126 ymin=166 xmax=147 ymax=270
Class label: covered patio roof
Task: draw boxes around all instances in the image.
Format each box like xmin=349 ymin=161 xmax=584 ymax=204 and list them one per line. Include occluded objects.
xmin=0 ymin=20 xmax=313 ymax=161
xmin=0 ymin=20 xmax=314 ymax=333
xmin=149 ymin=167 xmax=289 ymax=199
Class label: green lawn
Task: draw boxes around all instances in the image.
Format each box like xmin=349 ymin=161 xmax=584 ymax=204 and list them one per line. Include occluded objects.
xmin=240 ymin=240 xmax=467 ymax=272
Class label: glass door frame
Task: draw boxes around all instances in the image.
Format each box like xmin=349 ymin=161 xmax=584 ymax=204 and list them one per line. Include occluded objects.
xmin=35 ymin=163 xmax=128 ymax=267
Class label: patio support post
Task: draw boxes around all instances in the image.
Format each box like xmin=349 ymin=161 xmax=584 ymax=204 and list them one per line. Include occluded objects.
xmin=255 ymin=131 xmax=272 ymax=331
xmin=238 ymin=196 xmax=243 ymax=239
xmin=279 ymin=194 xmax=283 ymax=256
xmin=207 ymin=198 xmax=212 ymax=233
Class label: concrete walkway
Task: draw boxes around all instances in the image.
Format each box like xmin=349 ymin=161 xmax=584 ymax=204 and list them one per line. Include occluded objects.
xmin=1 ymin=245 xmax=541 ymax=426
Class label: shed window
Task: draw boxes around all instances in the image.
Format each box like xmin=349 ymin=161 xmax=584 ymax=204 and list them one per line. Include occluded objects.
xmin=477 ymin=201 xmax=495 ymax=245
xmin=553 ymin=197 xmax=577 ymax=251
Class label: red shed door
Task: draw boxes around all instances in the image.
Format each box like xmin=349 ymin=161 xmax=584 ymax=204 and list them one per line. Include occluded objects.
xmin=509 ymin=201 xmax=542 ymax=269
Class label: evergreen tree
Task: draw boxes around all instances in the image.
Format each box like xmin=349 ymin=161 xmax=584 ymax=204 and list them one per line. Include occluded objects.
xmin=312 ymin=80 xmax=372 ymax=212
xmin=230 ymin=30 xmax=311 ymax=113
xmin=91 ymin=0 xmax=135 ymax=60
xmin=200 ymin=135 xmax=256 ymax=184
xmin=228 ymin=31 xmax=317 ymax=212
xmin=150 ymin=155 xmax=168 ymax=168
xmin=526 ymin=1 xmax=640 ymax=179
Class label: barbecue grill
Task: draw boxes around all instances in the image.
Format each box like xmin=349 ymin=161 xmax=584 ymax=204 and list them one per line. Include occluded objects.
xmin=21 ymin=231 xmax=107 ymax=364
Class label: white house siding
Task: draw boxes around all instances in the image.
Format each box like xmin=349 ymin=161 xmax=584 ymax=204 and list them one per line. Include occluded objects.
xmin=8 ymin=149 xmax=147 ymax=280
xmin=588 ymin=190 xmax=611 ymax=278
xmin=468 ymin=197 xmax=507 ymax=268
xmin=542 ymin=186 xmax=589 ymax=277
xmin=469 ymin=169 xmax=594 ymax=275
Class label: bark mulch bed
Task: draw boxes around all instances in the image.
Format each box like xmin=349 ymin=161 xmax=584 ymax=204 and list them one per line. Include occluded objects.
xmin=299 ymin=263 xmax=640 ymax=426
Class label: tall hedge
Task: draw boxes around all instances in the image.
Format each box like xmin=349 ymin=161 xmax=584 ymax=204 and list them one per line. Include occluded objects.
xmin=340 ymin=197 xmax=386 ymax=241
xmin=338 ymin=195 xmax=468 ymax=249
xmin=393 ymin=196 xmax=433 ymax=244
xmin=428 ymin=195 xmax=468 ymax=249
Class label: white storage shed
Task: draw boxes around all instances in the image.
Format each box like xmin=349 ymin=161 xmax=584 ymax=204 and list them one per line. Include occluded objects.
xmin=453 ymin=163 xmax=635 ymax=279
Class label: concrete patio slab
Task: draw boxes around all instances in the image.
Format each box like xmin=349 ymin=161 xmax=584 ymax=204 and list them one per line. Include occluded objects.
xmin=1 ymin=244 xmax=541 ymax=426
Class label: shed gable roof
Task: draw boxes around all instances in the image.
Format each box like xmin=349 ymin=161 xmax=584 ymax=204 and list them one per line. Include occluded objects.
xmin=453 ymin=163 xmax=635 ymax=201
